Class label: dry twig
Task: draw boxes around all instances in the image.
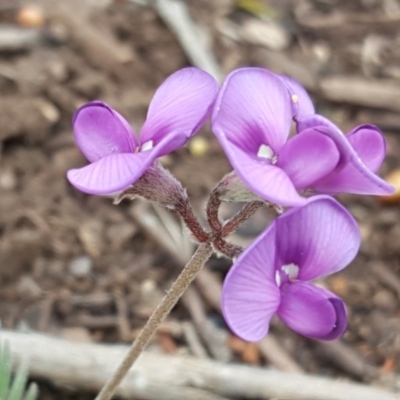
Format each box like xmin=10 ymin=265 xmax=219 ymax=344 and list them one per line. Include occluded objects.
xmin=315 ymin=340 xmax=379 ymax=380
xmin=258 ymin=335 xmax=304 ymax=373
xmin=130 ymin=0 xmax=222 ymax=81
xmin=0 ymin=26 xmax=40 ymax=51
xmin=320 ymin=77 xmax=400 ymax=112
xmin=183 ymin=287 xmax=232 ymax=362
xmin=181 ymin=321 xmax=209 ymax=359
xmin=3 ymin=330 xmax=398 ymax=400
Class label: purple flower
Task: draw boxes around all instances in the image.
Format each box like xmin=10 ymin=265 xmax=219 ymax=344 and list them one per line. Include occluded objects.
xmin=222 ymin=196 xmax=360 ymax=342
xmin=212 ymin=67 xmax=393 ymax=206
xmin=297 ymin=114 xmax=394 ymax=195
xmin=67 ymin=67 xmax=218 ymax=195
xmin=212 ymin=68 xmax=341 ymax=207
xmin=278 ymin=74 xmax=315 ymax=121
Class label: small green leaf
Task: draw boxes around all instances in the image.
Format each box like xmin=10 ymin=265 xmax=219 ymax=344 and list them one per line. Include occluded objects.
xmin=0 ymin=334 xmax=39 ymax=400
xmin=7 ymin=362 xmax=28 ymax=400
xmin=236 ymin=0 xmax=277 ymax=19
xmin=0 ymin=340 xmax=11 ymax=399
xmin=22 ymin=383 xmax=38 ymax=400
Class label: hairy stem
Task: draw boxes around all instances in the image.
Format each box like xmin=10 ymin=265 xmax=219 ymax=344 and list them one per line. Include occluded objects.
xmin=213 ymin=236 xmax=243 ymax=259
xmin=221 ymin=201 xmax=265 ymax=237
xmin=175 ymin=198 xmax=209 ymax=243
xmin=95 ymin=243 xmax=213 ymax=400
xmin=206 ymin=188 xmax=222 ymax=232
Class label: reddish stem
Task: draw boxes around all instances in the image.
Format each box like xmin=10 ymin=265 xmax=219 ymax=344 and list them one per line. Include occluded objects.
xmin=221 ymin=201 xmax=265 ymax=237
xmin=174 ymin=198 xmax=209 ymax=243
xmin=206 ymin=188 xmax=222 ymax=232
xmin=213 ymin=236 xmax=243 ymax=259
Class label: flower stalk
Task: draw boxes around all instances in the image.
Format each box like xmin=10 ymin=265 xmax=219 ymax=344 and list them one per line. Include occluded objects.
xmin=95 ymin=243 xmax=213 ymax=400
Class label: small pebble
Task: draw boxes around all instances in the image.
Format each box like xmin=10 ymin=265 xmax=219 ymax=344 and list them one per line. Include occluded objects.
xmin=0 ymin=168 xmax=17 ymax=190
xmin=312 ymin=41 xmax=331 ymax=64
xmin=78 ymin=220 xmax=104 ymax=259
xmin=69 ymin=256 xmax=92 ymax=278
xmin=16 ymin=6 xmax=45 ymax=28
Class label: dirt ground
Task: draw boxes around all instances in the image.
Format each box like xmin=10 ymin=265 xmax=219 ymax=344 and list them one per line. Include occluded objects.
xmin=1 ymin=0 xmax=400 ymax=399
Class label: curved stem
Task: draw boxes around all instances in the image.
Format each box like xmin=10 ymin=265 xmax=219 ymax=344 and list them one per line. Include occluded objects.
xmin=210 ymin=201 xmax=265 ymax=259
xmin=175 ymin=198 xmax=209 ymax=243
xmin=221 ymin=201 xmax=265 ymax=237
xmin=206 ymin=187 xmax=222 ymax=232
xmin=95 ymin=243 xmax=213 ymax=400
xmin=213 ymin=236 xmax=243 ymax=259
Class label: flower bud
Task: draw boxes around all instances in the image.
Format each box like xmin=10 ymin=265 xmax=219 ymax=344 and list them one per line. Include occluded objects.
xmin=115 ymin=161 xmax=187 ymax=209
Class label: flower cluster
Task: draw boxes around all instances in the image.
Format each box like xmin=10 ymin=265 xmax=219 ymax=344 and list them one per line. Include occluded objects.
xmin=213 ymin=68 xmax=392 ymax=340
xmin=67 ymin=68 xmax=218 ymax=195
xmin=212 ymin=68 xmax=393 ymax=206
xmin=67 ymin=66 xmax=394 ymax=342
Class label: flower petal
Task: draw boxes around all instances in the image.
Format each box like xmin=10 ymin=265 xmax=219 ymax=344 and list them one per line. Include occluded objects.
xmin=277 ymin=130 xmax=340 ymax=189
xmin=278 ymin=75 xmax=315 ymax=121
xmin=140 ymin=67 xmax=218 ymax=155
xmin=297 ymin=113 xmax=338 ymax=133
xmin=73 ymin=101 xmax=137 ymax=162
xmin=346 ymin=124 xmax=386 ymax=172
xmin=313 ymin=125 xmax=394 ymax=195
xmin=278 ymin=282 xmax=347 ymax=340
xmin=212 ymin=68 xmax=293 ymax=154
xmin=274 ymin=196 xmax=360 ymax=281
xmin=216 ymin=133 xmax=307 ymax=206
xmin=297 ymin=115 xmax=394 ymax=195
xmin=222 ymin=224 xmax=280 ymax=342
xmin=67 ymin=152 xmax=153 ymax=195
xmin=318 ymin=292 xmax=347 ymax=340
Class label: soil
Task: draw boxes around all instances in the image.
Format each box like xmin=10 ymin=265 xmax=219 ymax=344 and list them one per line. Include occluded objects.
xmin=1 ymin=0 xmax=400 ymax=399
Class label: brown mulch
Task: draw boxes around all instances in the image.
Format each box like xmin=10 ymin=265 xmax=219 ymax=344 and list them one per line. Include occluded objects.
xmin=1 ymin=0 xmax=400 ymax=398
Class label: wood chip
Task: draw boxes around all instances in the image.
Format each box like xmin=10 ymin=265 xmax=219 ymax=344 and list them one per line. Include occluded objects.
xmin=379 ymin=169 xmax=400 ymax=204
xmin=320 ymin=77 xmax=400 ymax=112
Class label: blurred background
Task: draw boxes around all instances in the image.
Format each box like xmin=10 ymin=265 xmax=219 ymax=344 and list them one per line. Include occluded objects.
xmin=1 ymin=0 xmax=400 ymax=399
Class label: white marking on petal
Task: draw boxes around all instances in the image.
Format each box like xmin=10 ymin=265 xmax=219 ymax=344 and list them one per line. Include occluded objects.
xmin=275 ymin=271 xmax=282 ymax=287
xmin=282 ymin=263 xmax=299 ymax=281
xmin=257 ymin=144 xmax=274 ymax=160
xmin=141 ymin=140 xmax=153 ymax=152
xmin=291 ymin=94 xmax=299 ymax=103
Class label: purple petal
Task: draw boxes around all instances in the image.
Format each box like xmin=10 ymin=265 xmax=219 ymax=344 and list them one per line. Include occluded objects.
xmin=277 ymin=130 xmax=340 ymax=189
xmin=297 ymin=113 xmax=339 ymax=133
xmin=346 ymin=125 xmax=386 ymax=172
xmin=216 ymin=134 xmax=307 ymax=206
xmin=222 ymin=224 xmax=280 ymax=342
xmin=297 ymin=115 xmax=348 ymax=174
xmin=275 ymin=196 xmax=360 ymax=281
xmin=67 ymin=152 xmax=152 ymax=195
xmin=212 ymin=68 xmax=292 ymax=154
xmin=73 ymin=101 xmax=137 ymax=163
xmin=322 ymin=297 xmax=348 ymax=340
xmin=312 ymin=125 xmax=394 ymax=195
xmin=139 ymin=67 xmax=218 ymax=155
xmin=297 ymin=115 xmax=394 ymax=195
xmin=278 ymin=282 xmax=347 ymax=340
xmin=278 ymin=75 xmax=315 ymax=121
